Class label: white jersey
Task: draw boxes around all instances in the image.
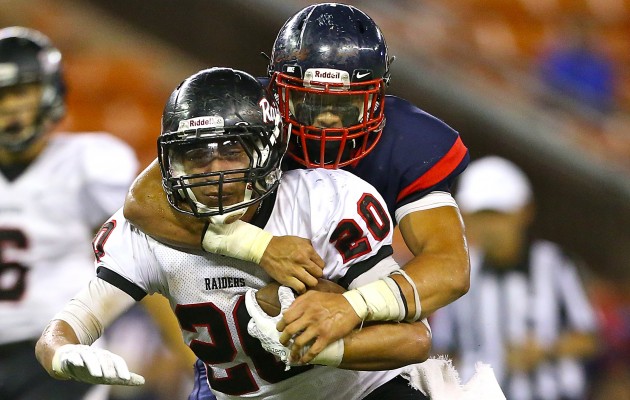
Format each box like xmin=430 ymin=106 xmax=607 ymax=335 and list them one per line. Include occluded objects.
xmin=96 ymin=168 xmax=404 ymax=400
xmin=0 ymin=133 xmax=138 ymax=345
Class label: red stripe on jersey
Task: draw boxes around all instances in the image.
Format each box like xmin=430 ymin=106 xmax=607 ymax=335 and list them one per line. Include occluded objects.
xmin=396 ymin=136 xmax=467 ymax=202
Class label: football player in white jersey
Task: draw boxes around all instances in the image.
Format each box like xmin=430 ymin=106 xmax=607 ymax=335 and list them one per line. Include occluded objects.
xmin=35 ymin=68 xmax=433 ymax=399
xmin=0 ymin=27 xmax=139 ymax=399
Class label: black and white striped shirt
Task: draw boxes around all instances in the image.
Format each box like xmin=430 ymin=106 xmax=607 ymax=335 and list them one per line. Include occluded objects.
xmin=432 ymin=240 xmax=597 ymax=400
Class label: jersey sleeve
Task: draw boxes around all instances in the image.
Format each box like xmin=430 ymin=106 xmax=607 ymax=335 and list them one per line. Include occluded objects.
xmin=352 ymin=96 xmax=469 ymax=218
xmin=78 ymin=133 xmax=140 ymax=227
xmin=390 ymin=98 xmax=469 ymax=206
xmin=92 ymin=208 xmax=164 ymax=300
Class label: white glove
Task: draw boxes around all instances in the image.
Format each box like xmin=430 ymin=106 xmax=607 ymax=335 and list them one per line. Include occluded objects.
xmin=52 ymin=344 xmax=145 ymax=386
xmin=245 ymin=286 xmax=296 ymax=368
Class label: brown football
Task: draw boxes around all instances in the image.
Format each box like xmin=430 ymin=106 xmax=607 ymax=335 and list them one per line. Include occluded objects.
xmin=255 ymin=278 xmax=345 ymax=317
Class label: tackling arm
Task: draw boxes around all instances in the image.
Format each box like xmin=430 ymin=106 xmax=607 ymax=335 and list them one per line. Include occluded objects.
xmin=395 ymin=206 xmax=470 ymax=318
xmin=338 ymin=320 xmax=431 ymax=370
xmin=123 ymin=160 xmax=324 ymax=293
xmin=278 ymin=204 xmax=469 ymax=363
xmin=248 ymin=282 xmax=431 ymax=370
xmin=123 ymin=159 xmax=204 ymax=250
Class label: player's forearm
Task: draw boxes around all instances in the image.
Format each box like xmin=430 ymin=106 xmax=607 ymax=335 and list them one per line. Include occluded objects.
xmin=397 ymin=251 xmax=469 ymax=318
xmin=123 ymin=159 xmax=204 ymax=250
xmin=35 ymin=319 xmax=80 ymax=378
xmin=338 ymin=321 xmax=431 ymax=370
xmin=36 ymin=280 xmax=141 ymax=383
xmin=398 ymin=207 xmax=470 ymax=318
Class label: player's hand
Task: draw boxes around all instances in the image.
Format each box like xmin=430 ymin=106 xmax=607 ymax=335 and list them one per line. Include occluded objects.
xmin=245 ymin=286 xmax=297 ymax=368
xmin=52 ymin=344 xmax=145 ymax=386
xmin=277 ymin=291 xmax=361 ymax=364
xmin=259 ymin=236 xmax=324 ymax=294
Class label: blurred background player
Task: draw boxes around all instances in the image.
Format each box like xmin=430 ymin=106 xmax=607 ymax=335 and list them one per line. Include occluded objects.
xmin=0 ymin=27 xmax=138 ymax=399
xmin=431 ymin=155 xmax=599 ymax=400
xmin=123 ymin=2 xmax=471 ymax=363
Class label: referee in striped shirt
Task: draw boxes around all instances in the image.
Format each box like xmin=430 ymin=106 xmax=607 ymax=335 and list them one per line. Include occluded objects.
xmin=432 ymin=156 xmax=599 ymax=400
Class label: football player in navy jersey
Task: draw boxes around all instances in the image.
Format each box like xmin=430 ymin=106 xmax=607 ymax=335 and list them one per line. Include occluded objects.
xmin=123 ymin=3 xmax=470 ymax=365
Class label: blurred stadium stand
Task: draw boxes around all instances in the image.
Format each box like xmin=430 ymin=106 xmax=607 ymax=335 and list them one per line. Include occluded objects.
xmin=0 ymin=0 xmax=206 ymax=167
xmin=2 ymin=0 xmax=629 ymax=282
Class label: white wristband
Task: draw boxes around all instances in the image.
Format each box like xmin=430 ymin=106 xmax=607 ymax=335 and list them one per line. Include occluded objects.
xmin=309 ymin=338 xmax=344 ymax=367
xmin=202 ymin=220 xmax=273 ymax=264
xmin=343 ymin=279 xmax=403 ymax=322
xmin=391 ymin=270 xmax=422 ymax=322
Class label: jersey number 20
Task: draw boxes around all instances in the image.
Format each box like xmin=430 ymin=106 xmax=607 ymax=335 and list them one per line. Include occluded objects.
xmin=175 ymin=296 xmax=312 ymax=395
xmin=330 ymin=193 xmax=390 ymax=262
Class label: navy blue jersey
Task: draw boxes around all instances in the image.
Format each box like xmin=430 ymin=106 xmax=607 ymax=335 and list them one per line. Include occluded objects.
xmin=260 ymin=77 xmax=469 ymax=221
xmin=350 ymin=95 xmax=469 ymax=218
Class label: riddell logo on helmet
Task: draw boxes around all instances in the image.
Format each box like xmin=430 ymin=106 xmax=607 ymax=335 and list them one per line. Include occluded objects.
xmin=189 ymin=119 xmax=209 ymax=127
xmin=304 ymin=68 xmax=349 ymax=90
xmin=314 ymin=70 xmax=340 ymax=80
xmin=178 ymin=116 xmax=224 ymax=131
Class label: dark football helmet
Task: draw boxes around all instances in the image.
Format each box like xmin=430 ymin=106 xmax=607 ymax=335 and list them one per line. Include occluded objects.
xmin=268 ymin=3 xmax=392 ymax=168
xmin=158 ymin=67 xmax=286 ymax=222
xmin=0 ymin=27 xmax=66 ymax=152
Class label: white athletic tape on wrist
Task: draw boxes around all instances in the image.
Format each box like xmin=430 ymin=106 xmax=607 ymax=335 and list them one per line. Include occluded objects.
xmin=391 ymin=270 xmax=422 ymax=322
xmin=342 ymin=279 xmax=403 ymax=322
xmin=53 ymin=303 xmax=102 ymax=345
xmin=342 ymin=290 xmax=369 ymax=320
xmin=309 ymin=338 xmax=344 ymax=367
xmin=202 ymin=220 xmax=273 ymax=264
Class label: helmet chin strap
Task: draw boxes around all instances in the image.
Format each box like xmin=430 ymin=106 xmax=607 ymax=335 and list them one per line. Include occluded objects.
xmin=184 ymin=186 xmax=254 ymax=225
